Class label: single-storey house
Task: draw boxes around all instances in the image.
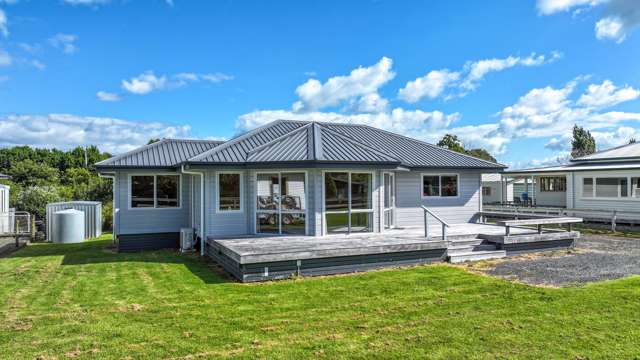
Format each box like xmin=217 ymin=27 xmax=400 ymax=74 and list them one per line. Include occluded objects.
xmin=96 ymin=119 xmax=506 ymax=253
xmin=481 ymin=174 xmax=536 ymax=205
xmin=503 ymin=141 xmax=640 ymax=210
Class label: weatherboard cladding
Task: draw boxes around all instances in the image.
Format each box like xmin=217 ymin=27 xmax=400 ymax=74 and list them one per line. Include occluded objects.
xmin=96 ymin=139 xmax=223 ymax=168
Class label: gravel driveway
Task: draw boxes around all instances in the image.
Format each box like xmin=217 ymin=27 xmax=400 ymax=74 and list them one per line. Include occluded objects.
xmin=479 ymin=235 xmax=640 ymax=286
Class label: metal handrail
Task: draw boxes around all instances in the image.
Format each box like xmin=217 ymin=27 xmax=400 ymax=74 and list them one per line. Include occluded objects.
xmin=421 ymin=205 xmax=450 ymax=240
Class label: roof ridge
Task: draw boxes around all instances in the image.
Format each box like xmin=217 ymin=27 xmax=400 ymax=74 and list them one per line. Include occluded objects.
xmin=95 ymin=138 xmax=171 ymax=166
xmin=318 ymin=124 xmax=401 ymax=162
xmin=188 ymin=119 xmax=293 ymax=162
xmin=245 ymin=123 xmax=313 ymax=160
xmin=328 ymin=122 xmax=506 ymax=168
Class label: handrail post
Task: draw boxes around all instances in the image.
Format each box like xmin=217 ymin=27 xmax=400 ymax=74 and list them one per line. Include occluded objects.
xmin=442 ymin=223 xmax=447 ymax=242
xmin=424 ymin=210 xmax=428 ymax=238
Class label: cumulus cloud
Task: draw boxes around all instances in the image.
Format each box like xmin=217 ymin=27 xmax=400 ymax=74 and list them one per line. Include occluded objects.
xmin=96 ymin=91 xmax=121 ymax=102
xmin=0 ymin=8 xmax=8 ymax=38
xmin=398 ymin=69 xmax=460 ymax=103
xmin=293 ymin=57 xmax=395 ymax=111
xmin=538 ymin=0 xmax=640 ymax=43
xmin=0 ymin=113 xmax=191 ymax=154
xmin=48 ymin=33 xmax=78 ymax=54
xmin=63 ymin=0 xmax=110 ymax=6
xmin=352 ymin=93 xmax=389 ymax=113
xmin=119 ymin=71 xmax=232 ymax=95
xmin=578 ymin=80 xmax=640 ymax=108
xmin=397 ymin=52 xmax=559 ymax=103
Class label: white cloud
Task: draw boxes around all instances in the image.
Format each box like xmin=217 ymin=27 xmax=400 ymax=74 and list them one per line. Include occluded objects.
xmin=0 ymin=8 xmax=8 ymax=38
xmin=96 ymin=91 xmax=121 ymax=102
xmin=352 ymin=93 xmax=389 ymax=113
xmin=592 ymin=126 xmax=640 ymax=149
xmin=0 ymin=113 xmax=191 ymax=154
xmin=398 ymin=69 xmax=460 ymax=103
xmin=397 ymin=52 xmax=559 ymax=103
xmin=536 ymin=0 xmax=608 ymax=15
xmin=578 ymin=80 xmax=640 ymax=108
xmin=293 ymin=57 xmax=395 ymax=111
xmin=0 ymin=48 xmax=11 ymax=66
xmin=0 ymin=75 xmax=8 ymax=82
xmin=119 ymin=71 xmax=232 ymax=95
xmin=29 ymin=59 xmax=45 ymax=70
xmin=538 ymin=0 xmax=640 ymax=43
xmin=48 ymin=33 xmax=78 ymax=54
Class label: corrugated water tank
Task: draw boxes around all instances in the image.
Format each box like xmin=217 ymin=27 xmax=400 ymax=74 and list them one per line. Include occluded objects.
xmin=46 ymin=201 xmax=102 ymax=241
xmin=51 ymin=209 xmax=85 ymax=243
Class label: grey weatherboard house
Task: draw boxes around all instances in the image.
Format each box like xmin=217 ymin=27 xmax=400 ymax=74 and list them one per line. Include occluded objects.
xmin=97 ymin=119 xmax=511 ymax=279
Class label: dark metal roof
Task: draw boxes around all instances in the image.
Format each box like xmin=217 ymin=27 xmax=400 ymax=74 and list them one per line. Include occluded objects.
xmin=188 ymin=120 xmax=504 ymax=169
xmin=96 ymin=139 xmax=224 ymax=168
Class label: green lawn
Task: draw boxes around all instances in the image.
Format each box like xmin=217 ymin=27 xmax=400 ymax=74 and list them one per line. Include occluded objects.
xmin=1 ymin=235 xmax=639 ymax=359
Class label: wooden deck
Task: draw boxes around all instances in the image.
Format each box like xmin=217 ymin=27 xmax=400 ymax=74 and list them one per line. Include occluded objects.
xmin=205 ymin=223 xmax=571 ymax=282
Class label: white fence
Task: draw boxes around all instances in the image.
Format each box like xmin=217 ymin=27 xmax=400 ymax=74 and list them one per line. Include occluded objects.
xmin=0 ymin=210 xmax=32 ymax=235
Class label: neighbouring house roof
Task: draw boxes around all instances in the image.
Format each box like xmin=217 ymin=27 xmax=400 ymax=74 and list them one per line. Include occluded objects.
xmin=571 ymin=141 xmax=640 ymax=162
xmin=0 ymin=173 xmax=10 ymax=180
xmin=95 ymin=138 xmax=224 ymax=169
xmin=188 ymin=120 xmax=505 ymax=169
xmin=97 ymin=120 xmax=506 ymax=170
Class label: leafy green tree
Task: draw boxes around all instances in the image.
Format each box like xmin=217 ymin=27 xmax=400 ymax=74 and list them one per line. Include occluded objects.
xmin=437 ymin=134 xmax=465 ymax=153
xmin=14 ymin=186 xmax=62 ymax=219
xmin=629 ymin=138 xmax=636 ymax=144
xmin=571 ymin=125 xmax=596 ymax=158
xmin=8 ymin=160 xmax=60 ymax=186
xmin=147 ymin=138 xmax=161 ymax=145
xmin=465 ymin=148 xmax=497 ymax=163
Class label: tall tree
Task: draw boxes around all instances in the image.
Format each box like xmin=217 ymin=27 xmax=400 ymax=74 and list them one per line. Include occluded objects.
xmin=437 ymin=134 xmax=465 ymax=153
xmin=571 ymin=125 xmax=596 ymax=158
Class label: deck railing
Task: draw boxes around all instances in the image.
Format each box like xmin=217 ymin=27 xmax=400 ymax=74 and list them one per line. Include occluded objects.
xmin=421 ymin=205 xmax=450 ymax=241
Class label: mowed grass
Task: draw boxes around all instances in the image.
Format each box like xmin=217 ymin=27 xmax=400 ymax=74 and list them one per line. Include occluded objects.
xmin=1 ymin=235 xmax=639 ymax=359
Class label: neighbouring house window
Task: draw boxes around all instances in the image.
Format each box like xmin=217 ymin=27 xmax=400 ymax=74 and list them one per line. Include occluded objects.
xmin=482 ymin=186 xmax=492 ymax=196
xmin=540 ymin=177 xmax=566 ymax=192
xmin=632 ymin=178 xmax=640 ymax=198
xmin=131 ymin=175 xmax=180 ymax=208
xmin=218 ymin=173 xmax=242 ymax=212
xmin=582 ymin=177 xmax=630 ymax=198
xmin=325 ymin=172 xmax=373 ymax=234
xmin=422 ymin=174 xmax=458 ymax=197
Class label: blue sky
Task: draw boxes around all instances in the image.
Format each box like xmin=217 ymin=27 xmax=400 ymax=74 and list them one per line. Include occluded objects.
xmin=1 ymin=0 xmax=640 ymax=168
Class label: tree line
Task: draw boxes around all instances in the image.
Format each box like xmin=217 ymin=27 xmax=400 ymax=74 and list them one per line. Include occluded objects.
xmin=0 ymin=146 xmax=113 ymax=228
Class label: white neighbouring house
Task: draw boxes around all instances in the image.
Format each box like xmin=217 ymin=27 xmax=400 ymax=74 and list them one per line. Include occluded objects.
xmin=503 ymin=142 xmax=640 ymax=211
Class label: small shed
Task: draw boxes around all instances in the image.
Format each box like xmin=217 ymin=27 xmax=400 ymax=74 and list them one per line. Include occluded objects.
xmin=46 ymin=201 xmax=102 ymax=241
xmin=0 ymin=184 xmax=8 ymax=214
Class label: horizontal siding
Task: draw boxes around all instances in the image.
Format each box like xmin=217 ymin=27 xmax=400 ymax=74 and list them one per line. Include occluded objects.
xmin=115 ymin=170 xmax=191 ymax=235
xmin=395 ymin=170 xmax=481 ymax=228
xmin=532 ymin=175 xmax=566 ymax=207
xmin=207 ymin=169 xmax=249 ymax=237
xmin=573 ymin=170 xmax=640 ymax=211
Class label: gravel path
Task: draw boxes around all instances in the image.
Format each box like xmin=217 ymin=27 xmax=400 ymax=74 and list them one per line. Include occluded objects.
xmin=481 ymin=235 xmax=640 ymax=286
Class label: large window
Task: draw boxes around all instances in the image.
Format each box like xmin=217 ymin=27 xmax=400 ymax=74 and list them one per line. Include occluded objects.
xmin=325 ymin=172 xmax=373 ymax=234
xmin=218 ymin=173 xmax=242 ymax=212
xmin=582 ymin=176 xmax=630 ymax=198
xmin=540 ymin=177 xmax=566 ymax=192
xmin=422 ymin=174 xmax=458 ymax=197
xmin=256 ymin=172 xmax=306 ymax=235
xmin=130 ymin=175 xmax=180 ymax=208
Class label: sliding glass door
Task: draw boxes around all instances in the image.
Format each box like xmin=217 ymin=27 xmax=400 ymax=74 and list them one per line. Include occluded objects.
xmin=324 ymin=172 xmax=373 ymax=234
xmin=256 ymin=172 xmax=306 ymax=235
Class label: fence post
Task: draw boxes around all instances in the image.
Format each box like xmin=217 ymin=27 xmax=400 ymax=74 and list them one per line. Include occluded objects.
xmin=611 ymin=210 xmax=617 ymax=232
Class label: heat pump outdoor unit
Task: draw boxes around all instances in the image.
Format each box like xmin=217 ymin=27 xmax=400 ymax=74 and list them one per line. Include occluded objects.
xmin=180 ymin=227 xmax=195 ymax=252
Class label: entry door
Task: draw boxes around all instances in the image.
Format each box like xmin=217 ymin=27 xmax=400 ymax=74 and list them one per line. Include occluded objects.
xmin=383 ymin=172 xmax=395 ymax=229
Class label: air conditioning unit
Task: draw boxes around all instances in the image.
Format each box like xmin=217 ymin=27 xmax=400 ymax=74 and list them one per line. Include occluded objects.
xmin=180 ymin=228 xmax=195 ymax=252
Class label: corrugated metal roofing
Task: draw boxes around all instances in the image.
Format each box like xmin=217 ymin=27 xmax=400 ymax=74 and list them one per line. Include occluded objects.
xmin=189 ymin=120 xmax=503 ymax=169
xmin=571 ymin=142 xmax=640 ymax=162
xmin=96 ymin=139 xmax=224 ymax=168
xmin=505 ymin=161 xmax=640 ymax=175
xmin=245 ymin=123 xmax=400 ymax=164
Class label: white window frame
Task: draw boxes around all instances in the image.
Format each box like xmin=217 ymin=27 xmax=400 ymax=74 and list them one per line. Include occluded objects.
xmin=580 ymin=175 xmax=638 ymax=200
xmin=421 ymin=173 xmax=460 ymax=199
xmin=255 ymin=170 xmax=308 ymax=235
xmin=128 ymin=173 xmax=182 ymax=210
xmin=539 ymin=176 xmax=566 ymax=192
xmin=215 ymin=171 xmax=244 ymax=214
xmin=322 ymin=170 xmax=375 ymax=235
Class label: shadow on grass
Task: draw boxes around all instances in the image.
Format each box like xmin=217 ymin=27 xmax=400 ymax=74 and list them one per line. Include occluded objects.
xmin=7 ymin=239 xmax=230 ymax=284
